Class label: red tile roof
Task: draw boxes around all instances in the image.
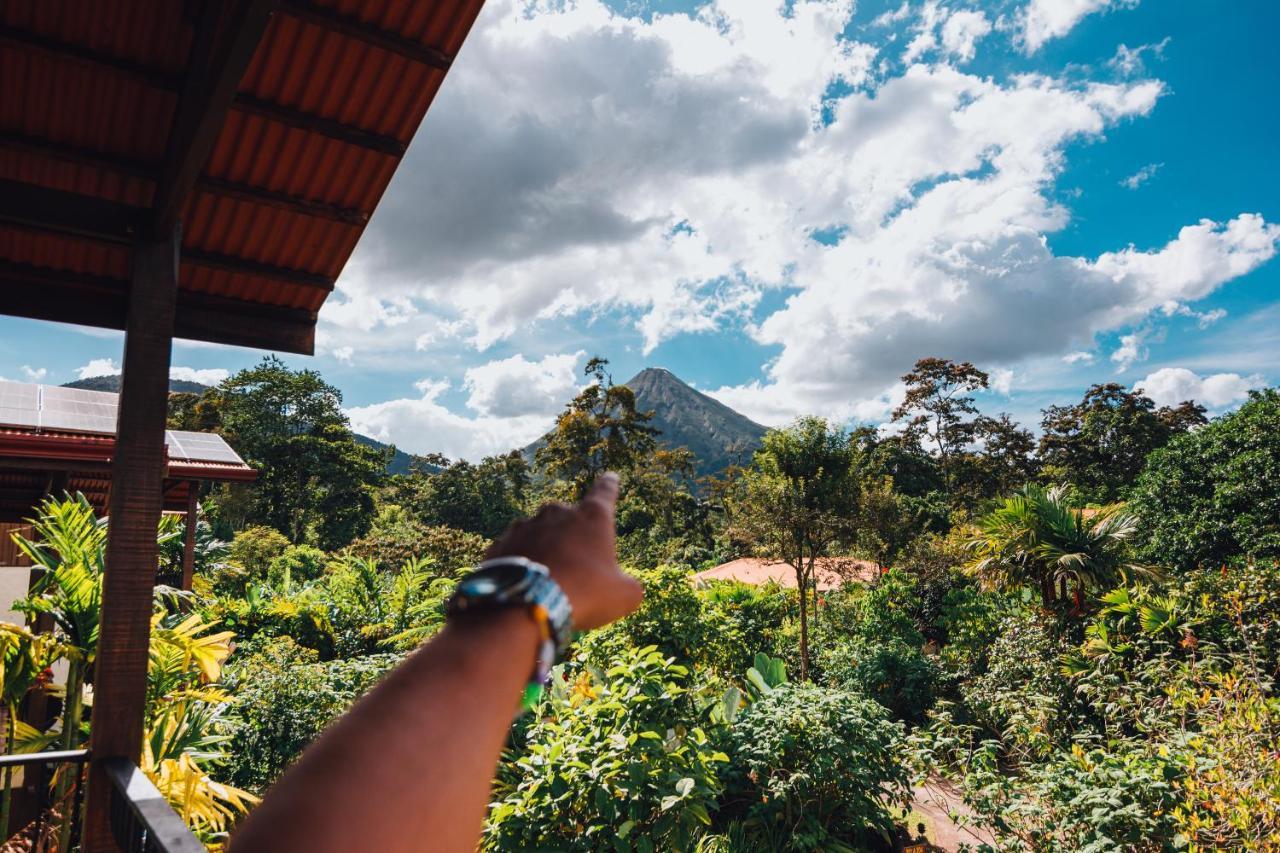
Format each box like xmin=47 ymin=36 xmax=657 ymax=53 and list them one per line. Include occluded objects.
xmin=693 ymin=557 xmax=882 ymax=591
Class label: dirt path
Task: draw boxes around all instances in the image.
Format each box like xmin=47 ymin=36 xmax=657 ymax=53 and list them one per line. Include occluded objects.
xmin=906 ymin=776 xmax=995 ymax=851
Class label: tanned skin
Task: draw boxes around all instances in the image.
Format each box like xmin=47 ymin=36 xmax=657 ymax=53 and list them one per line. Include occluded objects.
xmin=231 ymin=473 xmax=643 ymax=853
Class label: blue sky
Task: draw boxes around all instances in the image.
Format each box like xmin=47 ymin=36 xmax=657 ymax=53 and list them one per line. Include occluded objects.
xmin=4 ymin=0 xmax=1277 ymax=459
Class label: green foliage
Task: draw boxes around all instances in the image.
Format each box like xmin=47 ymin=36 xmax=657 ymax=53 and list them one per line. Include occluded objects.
xmin=227 ymin=526 xmax=290 ymax=584
xmin=584 ymin=567 xmax=721 ymax=670
xmin=266 ymin=544 xmax=329 ymax=589
xmin=966 ymin=483 xmax=1148 ymax=610
xmin=214 ymin=356 xmax=389 ymax=548
xmin=724 ymin=684 xmax=911 ymax=850
xmin=348 ymin=518 xmax=486 ymax=577
xmin=699 ymin=581 xmax=790 ymax=678
xmin=223 ymin=639 xmax=401 ymax=792
xmin=486 ymin=647 xmax=727 ymax=852
xmin=823 ymin=640 xmax=939 ymax=725
xmin=536 ymin=357 xmax=659 ymax=500
xmin=1130 ymin=389 xmax=1280 ymax=571
xmin=728 ymin=417 xmax=860 ymax=679
xmin=1038 ymin=382 xmax=1205 ymax=504
xmin=390 ymin=451 xmax=530 ymax=539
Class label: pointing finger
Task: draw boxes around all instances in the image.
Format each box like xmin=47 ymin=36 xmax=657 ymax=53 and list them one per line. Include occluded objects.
xmin=582 ymin=471 xmax=620 ymax=518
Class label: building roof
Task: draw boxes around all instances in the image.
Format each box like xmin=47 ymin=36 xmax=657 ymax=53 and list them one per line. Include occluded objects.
xmin=693 ymin=557 xmax=882 ymax=591
xmin=0 ymin=0 xmax=486 ymax=353
xmin=0 ymin=380 xmax=254 ymax=521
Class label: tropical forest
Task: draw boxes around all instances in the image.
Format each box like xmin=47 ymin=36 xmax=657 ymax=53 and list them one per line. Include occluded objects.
xmin=6 ymin=353 xmax=1280 ymax=852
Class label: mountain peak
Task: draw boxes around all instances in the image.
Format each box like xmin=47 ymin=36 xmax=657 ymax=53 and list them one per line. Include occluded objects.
xmin=622 ymin=367 xmax=766 ymax=477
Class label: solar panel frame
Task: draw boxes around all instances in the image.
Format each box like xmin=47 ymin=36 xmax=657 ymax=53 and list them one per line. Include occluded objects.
xmin=37 ymin=385 xmax=118 ymax=435
xmin=166 ymin=430 xmax=247 ymax=465
xmin=0 ymin=381 xmax=41 ymax=430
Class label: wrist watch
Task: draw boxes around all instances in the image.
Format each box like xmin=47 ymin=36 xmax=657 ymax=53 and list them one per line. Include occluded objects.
xmin=446 ymin=556 xmax=573 ymax=711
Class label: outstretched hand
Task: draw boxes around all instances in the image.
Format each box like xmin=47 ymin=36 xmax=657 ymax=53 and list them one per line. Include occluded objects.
xmin=484 ymin=472 xmax=643 ymax=631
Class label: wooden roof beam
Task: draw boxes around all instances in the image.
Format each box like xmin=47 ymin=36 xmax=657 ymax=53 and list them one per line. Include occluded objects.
xmin=0 ymin=132 xmax=368 ymax=225
xmin=279 ymin=0 xmax=453 ymax=71
xmin=1 ymin=25 xmax=405 ymax=157
xmin=0 ymin=179 xmax=143 ymax=245
xmin=0 ymin=260 xmax=318 ymax=354
xmin=151 ymin=0 xmax=279 ymax=233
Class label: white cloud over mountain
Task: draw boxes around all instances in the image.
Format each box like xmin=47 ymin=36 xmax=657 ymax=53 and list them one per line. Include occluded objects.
xmin=318 ymin=0 xmax=1277 ymax=453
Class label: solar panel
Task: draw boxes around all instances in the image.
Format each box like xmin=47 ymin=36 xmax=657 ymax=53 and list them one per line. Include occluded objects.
xmin=166 ymin=430 xmax=247 ymax=465
xmin=36 ymin=385 xmax=118 ymax=435
xmin=0 ymin=381 xmax=40 ymax=429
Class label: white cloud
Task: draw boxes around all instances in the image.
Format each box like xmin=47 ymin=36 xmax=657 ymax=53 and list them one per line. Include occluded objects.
xmin=990 ymin=368 xmax=1015 ymax=395
xmin=1120 ymin=162 xmax=1162 ymax=189
xmin=463 ymin=351 xmax=586 ymax=417
xmin=325 ymin=0 xmax=1277 ymax=428
xmin=1196 ymin=308 xmax=1227 ymax=328
xmin=1019 ymin=0 xmax=1139 ymax=54
xmin=1063 ymin=350 xmax=1094 ymax=364
xmin=20 ymin=366 xmax=46 ymax=382
xmin=76 ymin=358 xmax=120 ymax=380
xmin=1135 ymin=367 xmax=1262 ymax=409
xmin=332 ymin=347 xmax=355 ymax=366
xmin=1111 ymin=331 xmax=1147 ymax=372
xmin=169 ymin=367 xmax=228 ymax=386
xmin=345 ymin=379 xmax=554 ymax=461
xmin=1108 ymin=37 xmax=1170 ymax=77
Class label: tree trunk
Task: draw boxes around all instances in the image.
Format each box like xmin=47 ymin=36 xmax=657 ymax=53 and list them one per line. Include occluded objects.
xmin=1040 ymin=575 xmax=1055 ymax=610
xmin=0 ymin=705 xmax=13 ymax=841
xmin=795 ymin=562 xmax=810 ymax=682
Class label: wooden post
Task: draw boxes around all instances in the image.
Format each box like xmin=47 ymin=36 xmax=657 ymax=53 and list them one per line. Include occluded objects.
xmin=181 ymin=484 xmax=197 ymax=591
xmin=84 ymin=229 xmax=179 ymax=852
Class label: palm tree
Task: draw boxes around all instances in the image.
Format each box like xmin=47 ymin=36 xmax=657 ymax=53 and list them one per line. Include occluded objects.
xmin=965 ymin=484 xmax=1152 ymax=611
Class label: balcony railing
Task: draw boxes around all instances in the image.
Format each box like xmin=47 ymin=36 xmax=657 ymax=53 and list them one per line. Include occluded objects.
xmin=0 ymin=751 xmax=204 ymax=852
xmin=102 ymin=757 xmax=205 ymax=853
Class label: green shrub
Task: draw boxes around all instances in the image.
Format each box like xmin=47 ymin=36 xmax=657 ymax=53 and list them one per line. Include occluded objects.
xmin=1129 ymin=389 xmax=1280 ymax=571
xmin=823 ymin=640 xmax=940 ymax=725
xmin=228 ymin=525 xmax=290 ymax=580
xmin=724 ymin=684 xmax=910 ymax=850
xmin=223 ymin=639 xmax=401 ymax=791
xmin=698 ymin=580 xmax=790 ymax=677
xmin=266 ymin=544 xmax=329 ymax=588
xmin=348 ymin=521 xmax=486 ymax=575
xmin=485 ymin=647 xmax=727 ymax=851
xmin=583 ymin=567 xmax=724 ymax=670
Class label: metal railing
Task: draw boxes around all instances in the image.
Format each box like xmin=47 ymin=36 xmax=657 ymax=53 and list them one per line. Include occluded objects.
xmin=102 ymin=757 xmax=205 ymax=853
xmin=0 ymin=748 xmax=89 ymax=851
xmin=0 ymin=751 xmax=205 ymax=853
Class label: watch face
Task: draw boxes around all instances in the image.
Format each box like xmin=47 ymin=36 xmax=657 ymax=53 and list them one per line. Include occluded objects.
xmin=459 ymin=561 xmax=529 ymax=599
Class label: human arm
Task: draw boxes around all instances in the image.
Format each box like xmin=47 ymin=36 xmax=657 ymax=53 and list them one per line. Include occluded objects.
xmin=231 ymin=473 xmax=643 ymax=853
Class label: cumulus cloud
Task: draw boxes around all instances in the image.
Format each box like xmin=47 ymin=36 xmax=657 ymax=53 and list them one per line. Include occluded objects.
xmin=1063 ymin=351 xmax=1095 ymax=364
xmin=463 ymin=351 xmax=586 ymax=417
xmin=345 ymin=378 xmax=555 ymax=461
xmin=1135 ymin=367 xmax=1262 ymax=409
xmin=1019 ymin=0 xmax=1139 ymax=54
xmin=20 ymin=366 xmax=46 ymax=382
xmin=1111 ymin=331 xmax=1147 ymax=372
xmin=330 ymin=0 xmax=1276 ymax=433
xmin=169 ymin=367 xmax=229 ymax=386
xmin=76 ymin=358 xmax=120 ymax=380
xmin=344 ymin=351 xmax=587 ymax=458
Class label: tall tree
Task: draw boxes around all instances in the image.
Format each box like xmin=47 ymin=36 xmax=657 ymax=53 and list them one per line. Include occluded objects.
xmin=972 ymin=413 xmax=1038 ymax=500
xmin=1129 ymin=389 xmax=1280 ymax=571
xmin=729 ymin=417 xmax=857 ymax=680
xmin=892 ymin=358 xmax=990 ymax=500
xmin=1038 ymin=383 xmax=1207 ymax=503
xmin=392 ymin=451 xmax=530 ymax=540
xmin=536 ymin=358 xmax=658 ymax=499
xmin=212 ymin=357 xmax=388 ymax=548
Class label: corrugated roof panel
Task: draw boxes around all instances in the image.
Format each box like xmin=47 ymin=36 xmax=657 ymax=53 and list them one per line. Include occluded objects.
xmin=0 ymin=0 xmax=488 ymax=352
